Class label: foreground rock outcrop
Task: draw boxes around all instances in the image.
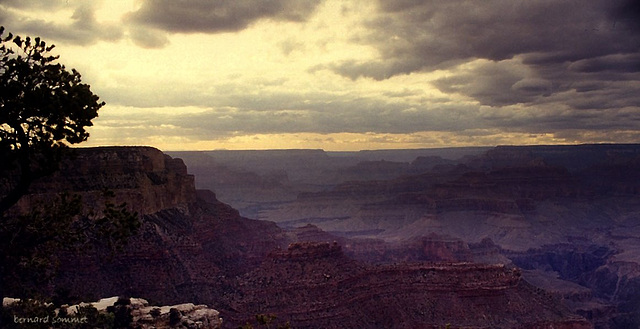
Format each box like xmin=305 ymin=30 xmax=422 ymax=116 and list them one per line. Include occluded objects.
xmin=4 ymin=296 xmax=223 ymax=329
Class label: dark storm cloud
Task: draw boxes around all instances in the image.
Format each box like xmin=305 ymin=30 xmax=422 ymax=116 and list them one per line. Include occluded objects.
xmin=127 ymin=0 xmax=322 ymax=33
xmin=331 ymin=0 xmax=640 ymax=112
xmin=432 ymin=59 xmax=549 ymax=107
xmin=561 ymin=81 xmax=640 ymax=111
xmin=568 ymin=54 xmax=640 ymax=73
xmin=608 ymin=0 xmax=640 ymax=30
xmin=339 ymin=0 xmax=639 ymax=77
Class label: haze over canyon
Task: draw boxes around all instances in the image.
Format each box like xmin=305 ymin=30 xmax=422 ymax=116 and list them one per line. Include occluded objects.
xmin=3 ymin=144 xmax=640 ymax=327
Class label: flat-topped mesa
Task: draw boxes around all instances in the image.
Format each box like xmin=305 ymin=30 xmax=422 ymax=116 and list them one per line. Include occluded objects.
xmin=360 ymin=262 xmax=523 ymax=292
xmin=11 ymin=147 xmax=196 ymax=216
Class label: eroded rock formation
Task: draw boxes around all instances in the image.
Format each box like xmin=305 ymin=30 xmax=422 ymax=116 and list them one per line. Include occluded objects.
xmin=226 ymin=242 xmax=591 ymax=329
xmin=1 ymin=146 xmax=598 ymax=329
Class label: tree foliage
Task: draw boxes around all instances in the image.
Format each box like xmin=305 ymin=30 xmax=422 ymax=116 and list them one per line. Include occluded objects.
xmin=0 ymin=25 xmax=104 ymax=213
xmin=0 ymin=27 xmax=139 ymax=316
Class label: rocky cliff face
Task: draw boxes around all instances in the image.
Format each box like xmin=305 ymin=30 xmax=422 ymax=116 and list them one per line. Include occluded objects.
xmin=6 ymin=147 xmax=286 ymax=306
xmin=52 ymin=191 xmax=287 ymax=308
xmin=11 ymin=147 xmax=196 ymax=216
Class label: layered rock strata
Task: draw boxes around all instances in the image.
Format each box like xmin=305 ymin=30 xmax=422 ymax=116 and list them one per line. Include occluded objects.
xmin=227 ymin=242 xmax=591 ymax=329
xmin=10 ymin=147 xmax=196 ymax=216
xmin=2 ymin=146 xmax=595 ymax=329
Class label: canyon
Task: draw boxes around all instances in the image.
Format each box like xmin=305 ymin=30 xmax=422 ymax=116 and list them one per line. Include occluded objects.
xmin=5 ymin=145 xmax=640 ymax=328
xmin=172 ymin=144 xmax=640 ymax=328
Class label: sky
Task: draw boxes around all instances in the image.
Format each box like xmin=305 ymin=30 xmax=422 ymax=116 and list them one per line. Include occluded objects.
xmin=1 ymin=0 xmax=639 ymax=151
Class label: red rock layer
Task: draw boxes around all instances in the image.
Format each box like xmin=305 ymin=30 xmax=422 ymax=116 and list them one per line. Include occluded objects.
xmin=226 ymin=242 xmax=591 ymax=329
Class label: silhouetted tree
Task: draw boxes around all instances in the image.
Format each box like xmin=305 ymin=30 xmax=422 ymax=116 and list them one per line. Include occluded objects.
xmin=0 ymin=26 xmax=103 ymax=213
xmin=0 ymin=27 xmax=139 ymax=320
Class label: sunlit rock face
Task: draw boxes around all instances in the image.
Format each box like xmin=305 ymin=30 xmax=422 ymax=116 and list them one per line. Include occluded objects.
xmin=66 ymin=297 xmax=223 ymax=329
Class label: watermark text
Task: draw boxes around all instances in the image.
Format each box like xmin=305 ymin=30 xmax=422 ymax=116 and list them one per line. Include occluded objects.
xmin=14 ymin=315 xmax=89 ymax=324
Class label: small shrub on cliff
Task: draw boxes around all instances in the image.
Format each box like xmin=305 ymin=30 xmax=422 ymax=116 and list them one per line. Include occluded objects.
xmin=107 ymin=297 xmax=133 ymax=329
xmin=90 ymin=190 xmax=141 ymax=253
xmin=150 ymin=307 xmax=161 ymax=319
xmin=169 ymin=308 xmax=182 ymax=327
xmin=73 ymin=305 xmax=115 ymax=329
xmin=256 ymin=313 xmax=277 ymax=327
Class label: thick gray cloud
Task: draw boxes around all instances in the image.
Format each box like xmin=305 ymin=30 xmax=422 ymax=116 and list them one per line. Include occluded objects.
xmin=332 ymin=0 xmax=640 ymax=112
xmin=0 ymin=2 xmax=124 ymax=46
xmin=432 ymin=59 xmax=550 ymax=107
xmin=97 ymin=76 xmax=640 ymax=141
xmin=568 ymin=54 xmax=640 ymax=74
xmin=339 ymin=0 xmax=639 ymax=76
xmin=0 ymin=0 xmax=323 ymax=47
xmin=127 ymin=0 xmax=322 ymax=33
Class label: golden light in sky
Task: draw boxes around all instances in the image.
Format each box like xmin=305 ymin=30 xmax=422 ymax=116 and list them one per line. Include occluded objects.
xmin=1 ymin=0 xmax=639 ymax=151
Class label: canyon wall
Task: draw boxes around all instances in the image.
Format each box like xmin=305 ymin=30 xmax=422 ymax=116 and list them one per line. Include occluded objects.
xmin=11 ymin=147 xmax=196 ymax=216
xmin=172 ymin=144 xmax=640 ymax=328
xmin=228 ymin=242 xmax=590 ymax=329
xmin=2 ymin=146 xmax=595 ymax=329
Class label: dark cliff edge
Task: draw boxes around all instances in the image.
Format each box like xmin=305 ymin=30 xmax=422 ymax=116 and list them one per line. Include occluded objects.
xmin=3 ymin=147 xmax=592 ymax=329
xmin=10 ymin=146 xmax=197 ymax=216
